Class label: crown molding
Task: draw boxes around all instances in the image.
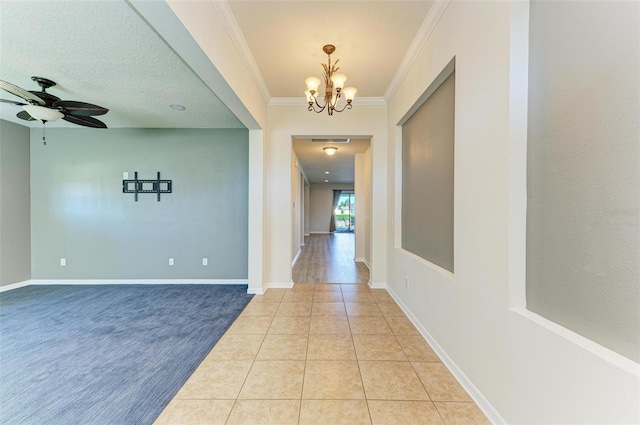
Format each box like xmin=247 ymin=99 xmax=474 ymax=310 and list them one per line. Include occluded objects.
xmin=384 ymin=0 xmax=450 ymax=102
xmin=269 ymin=97 xmax=386 ymax=107
xmin=212 ymin=0 xmax=271 ymax=104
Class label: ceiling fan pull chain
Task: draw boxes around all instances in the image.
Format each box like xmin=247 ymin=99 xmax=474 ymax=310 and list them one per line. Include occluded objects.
xmin=42 ymin=122 xmax=46 ymax=146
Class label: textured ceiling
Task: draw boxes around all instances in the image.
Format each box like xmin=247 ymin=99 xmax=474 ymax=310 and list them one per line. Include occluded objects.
xmin=0 ymin=1 xmax=243 ymax=129
xmin=0 ymin=0 xmax=434 ymax=183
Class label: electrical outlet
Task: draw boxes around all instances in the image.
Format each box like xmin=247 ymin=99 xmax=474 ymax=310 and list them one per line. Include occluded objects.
xmin=123 ymin=171 xmax=129 ymax=179
xmin=202 ymin=258 xmax=208 ymax=266
xmin=168 ymin=258 xmax=174 ymax=266
xmin=60 ymin=258 xmax=66 ymax=267
xmin=404 ymin=277 xmax=409 ymax=288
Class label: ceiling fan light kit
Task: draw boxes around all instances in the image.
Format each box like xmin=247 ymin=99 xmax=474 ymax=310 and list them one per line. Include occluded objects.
xmin=0 ymin=76 xmax=109 ymax=144
xmin=305 ymin=45 xmax=357 ymax=115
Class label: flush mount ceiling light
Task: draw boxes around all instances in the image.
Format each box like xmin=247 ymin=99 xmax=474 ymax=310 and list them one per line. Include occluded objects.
xmin=324 ymin=147 xmax=338 ymax=156
xmin=22 ymin=104 xmax=64 ymax=122
xmin=305 ymin=44 xmax=357 ymax=115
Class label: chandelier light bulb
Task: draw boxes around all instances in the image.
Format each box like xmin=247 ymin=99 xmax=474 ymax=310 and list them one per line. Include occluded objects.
xmin=330 ymin=73 xmax=347 ymax=91
xmin=305 ymin=76 xmax=322 ymax=94
xmin=305 ymin=90 xmax=315 ymax=104
xmin=343 ymin=87 xmax=358 ymax=103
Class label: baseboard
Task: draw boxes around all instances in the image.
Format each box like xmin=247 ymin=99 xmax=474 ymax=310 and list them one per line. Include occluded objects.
xmin=354 ymin=258 xmax=371 ymax=269
xmin=369 ymin=281 xmax=386 ymax=289
xmin=266 ymin=281 xmax=294 ymax=289
xmin=309 ymin=231 xmax=330 ymax=234
xmin=292 ymin=249 xmax=302 ymax=267
xmin=26 ymin=279 xmax=249 ymax=286
xmin=0 ymin=280 xmax=31 ymax=292
xmin=247 ymin=287 xmax=265 ymax=295
xmin=387 ymin=286 xmax=506 ymax=425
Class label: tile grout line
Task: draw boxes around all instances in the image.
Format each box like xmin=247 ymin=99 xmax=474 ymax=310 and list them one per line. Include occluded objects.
xmin=224 ymin=295 xmax=277 ymax=425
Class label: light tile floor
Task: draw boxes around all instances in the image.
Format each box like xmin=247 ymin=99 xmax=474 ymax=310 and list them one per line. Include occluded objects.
xmin=155 ymin=284 xmax=491 ymax=425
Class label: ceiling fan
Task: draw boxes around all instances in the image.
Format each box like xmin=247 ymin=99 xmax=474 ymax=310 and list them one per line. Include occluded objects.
xmin=0 ymin=76 xmax=109 ymax=129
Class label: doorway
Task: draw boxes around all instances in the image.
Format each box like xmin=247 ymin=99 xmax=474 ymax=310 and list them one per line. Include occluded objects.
xmin=335 ymin=191 xmax=355 ymax=233
xmin=291 ymin=137 xmax=372 ymax=284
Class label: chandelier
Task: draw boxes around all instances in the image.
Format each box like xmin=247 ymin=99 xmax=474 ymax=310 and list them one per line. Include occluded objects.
xmin=304 ymin=44 xmax=357 ymax=115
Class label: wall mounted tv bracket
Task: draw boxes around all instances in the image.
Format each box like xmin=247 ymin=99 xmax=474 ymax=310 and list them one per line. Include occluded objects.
xmin=122 ymin=172 xmax=172 ymax=202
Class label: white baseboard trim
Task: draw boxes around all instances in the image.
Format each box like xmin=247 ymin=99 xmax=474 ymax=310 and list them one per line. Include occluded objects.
xmin=292 ymin=249 xmax=302 ymax=267
xmin=26 ymin=279 xmax=249 ymax=286
xmin=369 ymin=281 xmax=386 ymax=289
xmin=354 ymin=258 xmax=371 ymax=269
xmin=386 ymin=286 xmax=506 ymax=425
xmin=304 ymin=233 xmax=310 ymax=237
xmin=0 ymin=280 xmax=31 ymax=292
xmin=247 ymin=287 xmax=265 ymax=295
xmin=266 ymin=281 xmax=294 ymax=289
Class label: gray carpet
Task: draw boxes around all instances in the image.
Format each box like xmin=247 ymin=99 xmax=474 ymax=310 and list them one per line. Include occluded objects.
xmin=0 ymin=284 xmax=253 ymax=425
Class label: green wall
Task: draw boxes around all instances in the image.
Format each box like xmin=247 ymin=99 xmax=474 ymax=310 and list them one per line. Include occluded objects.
xmin=30 ymin=127 xmax=249 ymax=280
xmin=0 ymin=120 xmax=31 ymax=287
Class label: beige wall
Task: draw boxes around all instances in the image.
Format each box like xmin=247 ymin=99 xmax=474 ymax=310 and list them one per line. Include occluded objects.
xmin=387 ymin=1 xmax=639 ymax=423
xmin=355 ymin=147 xmax=372 ymax=266
xmin=266 ymin=104 xmax=388 ymax=288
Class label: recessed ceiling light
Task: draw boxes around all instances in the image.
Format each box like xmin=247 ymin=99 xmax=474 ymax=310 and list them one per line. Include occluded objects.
xmin=324 ymin=179 xmax=329 ymax=183
xmin=170 ymin=104 xmax=186 ymax=111
xmin=324 ymin=171 xmax=330 ymax=174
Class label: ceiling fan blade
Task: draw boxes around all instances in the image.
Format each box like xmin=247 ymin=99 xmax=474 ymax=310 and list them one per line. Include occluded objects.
xmin=53 ymin=100 xmax=108 ymax=116
xmin=17 ymin=110 xmax=36 ymax=121
xmin=0 ymin=80 xmax=45 ymax=105
xmin=63 ymin=114 xmax=107 ymax=129
xmin=1 ymin=98 xmax=26 ymax=105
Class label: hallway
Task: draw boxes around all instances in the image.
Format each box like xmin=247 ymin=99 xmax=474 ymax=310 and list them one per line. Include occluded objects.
xmin=155 ymin=283 xmax=490 ymax=424
xmin=292 ymin=234 xmax=370 ymax=284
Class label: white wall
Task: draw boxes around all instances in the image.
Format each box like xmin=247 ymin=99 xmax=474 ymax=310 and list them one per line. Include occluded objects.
xmin=354 ymin=147 xmax=372 ymax=266
xmin=386 ymin=1 xmax=639 ymax=424
xmin=291 ymin=151 xmax=303 ymax=263
xmin=266 ymin=104 xmax=387 ymax=288
xmin=303 ymin=185 xmax=310 ymax=236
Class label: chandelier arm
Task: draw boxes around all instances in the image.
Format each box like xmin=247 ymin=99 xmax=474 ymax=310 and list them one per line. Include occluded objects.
xmin=332 ymin=102 xmax=353 ymax=113
xmin=308 ymin=101 xmax=326 ymax=113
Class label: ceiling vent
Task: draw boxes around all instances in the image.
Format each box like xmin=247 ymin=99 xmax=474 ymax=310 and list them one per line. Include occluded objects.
xmin=311 ymin=138 xmax=351 ymax=144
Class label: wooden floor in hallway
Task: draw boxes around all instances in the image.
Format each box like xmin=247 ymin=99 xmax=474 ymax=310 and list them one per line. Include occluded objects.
xmin=292 ymin=234 xmax=370 ymax=284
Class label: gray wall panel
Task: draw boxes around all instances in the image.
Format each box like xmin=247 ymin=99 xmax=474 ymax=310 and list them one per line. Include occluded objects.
xmin=30 ymin=127 xmax=249 ymax=280
xmin=527 ymin=0 xmax=640 ymax=361
xmin=402 ymin=73 xmax=455 ymax=272
xmin=0 ymin=120 xmax=31 ymax=286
